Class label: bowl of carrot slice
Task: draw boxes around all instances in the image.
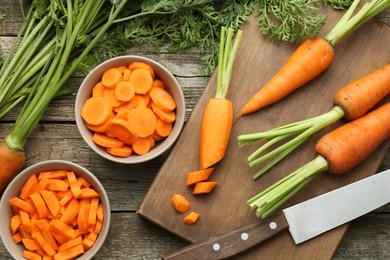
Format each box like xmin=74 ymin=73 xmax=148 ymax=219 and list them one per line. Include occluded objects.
xmin=75 ymin=55 xmax=186 ymax=164
xmin=0 ymin=160 xmax=110 ymax=260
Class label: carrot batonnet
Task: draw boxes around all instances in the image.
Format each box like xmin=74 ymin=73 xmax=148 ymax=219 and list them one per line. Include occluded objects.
xmin=8 ymin=169 xmax=105 ymax=259
xmin=238 ymin=63 xmax=390 ymax=179
xmin=81 ymin=61 xmax=177 ymax=158
xmin=248 ymin=102 xmax=390 ymax=218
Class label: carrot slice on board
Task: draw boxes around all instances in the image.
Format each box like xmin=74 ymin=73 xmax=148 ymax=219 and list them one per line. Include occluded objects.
xmin=171 ymin=194 xmax=190 ymax=213
xmin=192 ymin=181 xmax=218 ymax=195
xmin=186 ymin=168 xmax=214 ymax=186
xmin=183 ymin=212 xmax=199 ymax=225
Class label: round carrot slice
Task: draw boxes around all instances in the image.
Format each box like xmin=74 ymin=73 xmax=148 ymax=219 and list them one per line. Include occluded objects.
xmin=127 ymin=107 xmax=157 ymax=137
xmin=129 ymin=68 xmax=153 ymax=94
xmin=81 ymin=96 xmax=112 ymax=126
xmin=132 ymin=137 xmax=151 ymax=155
xmin=149 ymin=87 xmax=176 ymax=112
xmin=101 ymin=67 xmax=122 ymax=88
xmin=114 ymin=81 xmax=135 ymax=102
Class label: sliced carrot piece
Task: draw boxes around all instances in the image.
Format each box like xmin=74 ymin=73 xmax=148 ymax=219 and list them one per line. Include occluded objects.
xmin=20 ymin=210 xmax=32 ymax=233
xmin=149 ymin=87 xmax=176 ymax=112
xmin=88 ymin=198 xmax=99 ymax=227
xmin=36 ymin=178 xmax=50 ymax=192
xmin=92 ymin=132 xmax=124 ymax=148
xmin=40 ymin=190 xmax=60 ymax=218
xmin=32 ymin=231 xmax=56 ymax=256
xmin=81 ymin=96 xmax=112 ymax=126
xmin=53 ymin=244 xmax=85 ymax=260
xmin=57 ymin=236 xmax=82 ymax=252
xmin=114 ymin=109 xmax=131 ymax=121
xmin=50 ymin=219 xmax=79 ymax=241
xmin=60 ymin=198 xmax=80 ymax=224
xmin=96 ymin=204 xmax=104 ymax=223
xmin=122 ymin=68 xmax=132 ymax=81
xmin=151 ymin=102 xmax=176 ymax=123
xmin=85 ymin=112 xmax=114 ymax=134
xmin=78 ymin=203 xmax=90 ymax=232
xmin=186 ymin=168 xmax=214 ymax=186
xmin=151 ymin=78 xmax=165 ymax=89
xmin=106 ymin=145 xmax=133 ymax=157
xmin=12 ymin=232 xmax=23 ymax=244
xmin=29 ymin=192 xmax=49 ymax=219
xmin=20 ymin=174 xmax=39 ymax=200
xmin=171 ymin=194 xmax=190 ymax=213
xmin=11 ymin=214 xmax=22 ymax=234
xmin=82 ymin=237 xmax=95 ymax=251
xmin=127 ymin=107 xmax=157 ymax=137
xmin=129 ymin=68 xmax=153 ymax=94
xmin=106 ymin=119 xmax=138 ymax=145
xmin=155 ymin=118 xmax=172 ymax=137
xmin=116 ymin=65 xmax=127 ymax=74
xmin=183 ymin=212 xmax=199 ymax=225
xmin=92 ymin=81 xmax=105 ymax=97
xmin=131 ymin=137 xmax=151 ymax=155
xmin=78 ymin=188 xmax=99 ymax=199
xmin=77 ymin=177 xmax=91 ymax=188
xmin=113 ymin=97 xmax=138 ymax=114
xmin=101 ymin=67 xmax=122 ymax=88
xmin=38 ymin=171 xmax=68 ymax=180
xmin=59 ymin=190 xmax=74 ymax=206
xmin=115 ymin=81 xmax=135 ymax=102
xmin=9 ymin=197 xmax=35 ymax=214
xmin=22 ymin=249 xmax=42 ymax=260
xmin=66 ymin=171 xmax=82 ymax=198
xmin=47 ymin=179 xmax=68 ymax=192
xmin=193 ymin=181 xmax=218 ymax=195
xmin=129 ymin=61 xmax=155 ymax=79
xmin=103 ymin=87 xmax=124 ymax=108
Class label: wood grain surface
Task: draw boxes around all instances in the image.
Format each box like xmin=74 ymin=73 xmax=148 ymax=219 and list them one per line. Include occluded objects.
xmin=0 ymin=1 xmax=389 ymax=259
xmin=138 ymin=4 xmax=390 ymax=259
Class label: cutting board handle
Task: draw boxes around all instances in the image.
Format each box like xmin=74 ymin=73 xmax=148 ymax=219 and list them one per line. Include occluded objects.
xmin=162 ymin=213 xmax=289 ymax=260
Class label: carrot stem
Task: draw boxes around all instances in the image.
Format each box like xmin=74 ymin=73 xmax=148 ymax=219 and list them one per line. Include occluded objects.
xmin=247 ymin=155 xmax=328 ymax=218
xmin=238 ymin=106 xmax=344 ymax=178
xmin=325 ymin=0 xmax=390 ymax=46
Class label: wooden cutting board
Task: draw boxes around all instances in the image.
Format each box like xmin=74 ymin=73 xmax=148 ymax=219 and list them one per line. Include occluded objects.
xmin=138 ymin=3 xmax=390 ymax=259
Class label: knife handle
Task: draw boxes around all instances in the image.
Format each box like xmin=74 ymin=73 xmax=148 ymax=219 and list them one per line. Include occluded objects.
xmin=162 ymin=213 xmax=289 ymax=260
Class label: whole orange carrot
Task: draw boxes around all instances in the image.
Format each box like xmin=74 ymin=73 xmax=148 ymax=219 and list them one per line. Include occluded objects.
xmin=240 ymin=0 xmax=390 ymax=115
xmin=199 ymin=26 xmax=243 ymax=170
xmin=248 ymin=102 xmax=390 ymax=218
xmin=239 ymin=63 xmax=390 ymax=179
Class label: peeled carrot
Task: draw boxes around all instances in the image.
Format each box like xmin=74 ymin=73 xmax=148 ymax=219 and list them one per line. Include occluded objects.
xmin=155 ymin=118 xmax=172 ymax=137
xmin=185 ymin=168 xmax=214 ymax=186
xmin=151 ymin=102 xmax=176 ymax=123
xmin=171 ymin=194 xmax=191 ymax=213
xmin=20 ymin=174 xmax=39 ymax=200
xmin=193 ymin=181 xmax=218 ymax=195
xmin=199 ymin=27 xmax=242 ymax=170
xmin=149 ymin=87 xmax=176 ymax=112
xmin=29 ymin=193 xmax=49 ymax=219
xmin=151 ymin=78 xmax=165 ymax=89
xmin=248 ymin=102 xmax=390 ymax=218
xmin=92 ymin=82 xmax=105 ymax=97
xmin=182 ymin=212 xmax=199 ymax=225
xmin=92 ymin=132 xmax=124 ymax=148
xmin=106 ymin=145 xmax=133 ymax=157
xmin=132 ymin=137 xmax=151 ymax=155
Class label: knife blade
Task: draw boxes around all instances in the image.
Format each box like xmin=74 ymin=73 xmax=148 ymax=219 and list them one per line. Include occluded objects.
xmin=163 ymin=169 xmax=390 ymax=260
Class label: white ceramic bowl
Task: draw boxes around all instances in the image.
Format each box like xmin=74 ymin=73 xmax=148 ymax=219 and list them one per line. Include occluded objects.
xmin=0 ymin=160 xmax=110 ymax=260
xmin=75 ymin=55 xmax=185 ymax=164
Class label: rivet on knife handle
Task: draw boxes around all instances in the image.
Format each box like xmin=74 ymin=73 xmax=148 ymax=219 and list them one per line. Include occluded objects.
xmin=162 ymin=213 xmax=289 ymax=260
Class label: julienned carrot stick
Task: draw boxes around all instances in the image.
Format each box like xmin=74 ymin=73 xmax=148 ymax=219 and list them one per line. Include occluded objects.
xmin=248 ymin=102 xmax=390 ymax=218
xmin=240 ymin=0 xmax=390 ymax=115
xmin=199 ymin=26 xmax=243 ymax=170
xmin=238 ymin=63 xmax=390 ymax=179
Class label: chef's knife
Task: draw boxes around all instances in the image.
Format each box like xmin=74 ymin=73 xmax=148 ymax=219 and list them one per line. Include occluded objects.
xmin=163 ymin=169 xmax=390 ymax=260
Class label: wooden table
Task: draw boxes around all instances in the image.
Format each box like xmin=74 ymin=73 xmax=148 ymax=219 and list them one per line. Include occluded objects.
xmin=0 ymin=2 xmax=389 ymax=259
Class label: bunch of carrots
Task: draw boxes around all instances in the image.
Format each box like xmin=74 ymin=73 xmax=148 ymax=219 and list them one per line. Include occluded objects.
xmin=81 ymin=61 xmax=176 ymax=157
xmin=8 ymin=170 xmax=104 ymax=259
xmin=170 ymin=26 xmax=243 ymax=225
xmin=238 ymin=64 xmax=390 ymax=179
xmin=240 ymin=0 xmax=390 ymax=115
xmin=248 ymin=102 xmax=390 ymax=218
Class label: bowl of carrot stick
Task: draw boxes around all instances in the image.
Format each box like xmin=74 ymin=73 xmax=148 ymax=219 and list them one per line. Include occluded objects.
xmin=75 ymin=55 xmax=186 ymax=164
xmin=0 ymin=160 xmax=111 ymax=260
